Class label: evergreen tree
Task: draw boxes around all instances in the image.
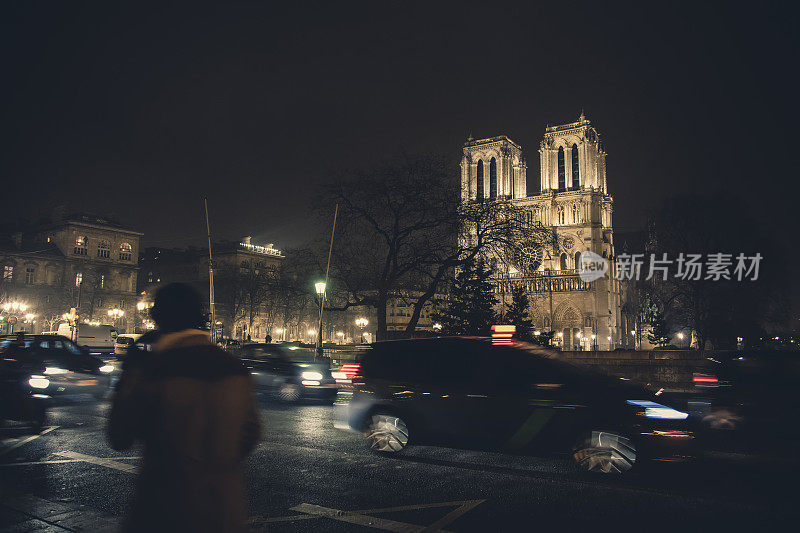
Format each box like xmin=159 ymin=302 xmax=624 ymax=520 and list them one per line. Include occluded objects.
xmin=647 ymin=306 xmax=671 ymax=347
xmin=504 ymin=286 xmax=534 ymax=341
xmin=434 ymin=259 xmax=497 ymax=336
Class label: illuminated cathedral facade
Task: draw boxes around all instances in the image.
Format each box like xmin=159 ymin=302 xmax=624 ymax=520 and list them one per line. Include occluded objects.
xmin=460 ymin=114 xmax=622 ymax=350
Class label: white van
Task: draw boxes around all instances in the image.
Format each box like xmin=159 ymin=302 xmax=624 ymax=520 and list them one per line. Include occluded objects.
xmin=57 ymin=323 xmax=118 ymax=354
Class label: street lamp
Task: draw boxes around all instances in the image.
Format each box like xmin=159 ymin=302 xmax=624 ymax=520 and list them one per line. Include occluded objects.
xmin=355 ymin=317 xmax=369 ymax=344
xmin=314 ymin=281 xmax=326 ymax=359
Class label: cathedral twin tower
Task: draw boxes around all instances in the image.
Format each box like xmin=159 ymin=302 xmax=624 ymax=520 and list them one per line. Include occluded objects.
xmin=459 ymin=114 xmax=622 ymax=351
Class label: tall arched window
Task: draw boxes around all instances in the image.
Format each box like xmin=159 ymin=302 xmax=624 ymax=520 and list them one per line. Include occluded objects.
xmin=97 ymin=240 xmax=110 ymax=259
xmin=571 ymin=144 xmax=580 ymax=188
xmin=572 ymin=204 xmax=579 ymax=223
xmin=574 ymin=251 xmax=582 ymax=270
xmin=476 ymin=160 xmax=484 ymax=201
xmin=74 ymin=236 xmax=87 ymax=256
xmin=119 ymin=242 xmax=132 ymax=261
xmin=560 ymin=253 xmax=568 ymax=270
xmin=557 ymin=147 xmax=566 ymax=190
xmin=557 ymin=205 xmax=565 ymax=225
xmin=489 ymin=157 xmax=497 ymax=199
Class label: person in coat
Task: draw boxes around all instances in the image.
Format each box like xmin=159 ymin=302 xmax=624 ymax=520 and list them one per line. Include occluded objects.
xmin=108 ymin=283 xmax=261 ymax=532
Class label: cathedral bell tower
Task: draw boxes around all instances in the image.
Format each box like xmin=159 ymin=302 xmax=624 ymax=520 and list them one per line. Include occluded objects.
xmin=460 ymin=135 xmax=527 ymax=202
xmin=538 ymin=113 xmax=607 ymax=194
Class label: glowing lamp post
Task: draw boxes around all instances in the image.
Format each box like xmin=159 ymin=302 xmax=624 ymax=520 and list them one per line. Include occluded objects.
xmin=314 ymin=281 xmax=326 ymax=359
xmin=108 ymin=308 xmax=124 ymax=330
xmin=355 ymin=317 xmax=369 ymax=344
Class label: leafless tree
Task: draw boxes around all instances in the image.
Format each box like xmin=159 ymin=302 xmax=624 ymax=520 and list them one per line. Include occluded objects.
xmin=319 ymin=154 xmax=554 ymax=340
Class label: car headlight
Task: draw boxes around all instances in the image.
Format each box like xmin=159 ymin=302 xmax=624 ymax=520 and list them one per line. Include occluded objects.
xmin=99 ymin=365 xmax=114 ymax=373
xmin=29 ymin=376 xmax=50 ymax=389
xmin=301 ymin=371 xmax=323 ymax=381
xmin=627 ymin=400 xmax=689 ymax=420
xmin=43 ymin=367 xmax=68 ymax=375
xmin=331 ymin=371 xmax=348 ymax=380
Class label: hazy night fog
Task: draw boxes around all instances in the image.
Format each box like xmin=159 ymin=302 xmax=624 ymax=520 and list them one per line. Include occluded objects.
xmin=1 ymin=2 xmax=795 ymax=249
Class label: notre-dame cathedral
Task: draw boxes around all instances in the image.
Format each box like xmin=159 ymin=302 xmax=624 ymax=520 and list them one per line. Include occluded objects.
xmin=460 ymin=114 xmax=622 ymax=350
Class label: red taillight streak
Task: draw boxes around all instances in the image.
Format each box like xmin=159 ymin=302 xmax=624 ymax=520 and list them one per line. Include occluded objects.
xmin=693 ymin=375 xmax=718 ymax=384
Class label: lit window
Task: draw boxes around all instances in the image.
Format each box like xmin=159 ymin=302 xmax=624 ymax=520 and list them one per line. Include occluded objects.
xmin=97 ymin=241 xmax=110 ymax=259
xmin=74 ymin=236 xmax=87 ymax=255
xmin=3 ymin=265 xmax=12 ymax=280
xmin=119 ymin=242 xmax=132 ymax=261
xmin=76 ymin=272 xmax=83 ymax=286
xmin=100 ymin=274 xmax=105 ymax=289
xmin=25 ymin=267 xmax=35 ymax=285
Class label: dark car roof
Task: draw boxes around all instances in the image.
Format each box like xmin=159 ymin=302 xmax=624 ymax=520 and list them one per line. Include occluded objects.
xmin=364 ymin=336 xmax=653 ymax=398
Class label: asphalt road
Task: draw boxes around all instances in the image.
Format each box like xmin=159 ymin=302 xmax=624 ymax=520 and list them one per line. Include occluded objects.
xmin=2 ymin=397 xmax=798 ymax=532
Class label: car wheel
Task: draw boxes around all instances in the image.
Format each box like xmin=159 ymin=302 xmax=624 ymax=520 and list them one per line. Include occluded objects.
xmin=276 ymin=383 xmax=301 ymax=403
xmin=573 ymin=430 xmax=637 ymax=474
xmin=364 ymin=412 xmax=409 ymax=453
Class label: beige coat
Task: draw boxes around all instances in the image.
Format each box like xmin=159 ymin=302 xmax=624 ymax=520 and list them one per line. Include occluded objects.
xmin=108 ymin=329 xmax=261 ymax=532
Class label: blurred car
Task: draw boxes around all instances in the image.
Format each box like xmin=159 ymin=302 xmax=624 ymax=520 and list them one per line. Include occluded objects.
xmin=114 ymin=333 xmax=142 ymax=356
xmin=0 ymin=334 xmax=114 ymax=402
xmin=335 ymin=337 xmax=693 ymax=474
xmin=237 ymin=343 xmax=338 ymax=403
xmin=0 ymin=341 xmax=49 ymax=430
xmin=689 ymin=350 xmax=800 ymax=448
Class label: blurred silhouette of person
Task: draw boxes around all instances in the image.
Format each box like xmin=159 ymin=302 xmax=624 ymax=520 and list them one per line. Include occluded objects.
xmin=108 ymin=283 xmax=261 ymax=532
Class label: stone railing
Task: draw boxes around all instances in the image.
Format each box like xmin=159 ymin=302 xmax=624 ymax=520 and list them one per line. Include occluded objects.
xmin=495 ymin=270 xmax=590 ymax=293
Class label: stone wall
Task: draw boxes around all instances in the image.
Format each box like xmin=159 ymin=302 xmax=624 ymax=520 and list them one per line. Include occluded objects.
xmin=558 ymin=349 xmax=710 ymax=392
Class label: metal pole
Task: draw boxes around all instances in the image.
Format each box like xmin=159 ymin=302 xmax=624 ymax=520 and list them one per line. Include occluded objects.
xmin=204 ymin=198 xmax=216 ymax=343
xmin=317 ymin=204 xmax=338 ymax=359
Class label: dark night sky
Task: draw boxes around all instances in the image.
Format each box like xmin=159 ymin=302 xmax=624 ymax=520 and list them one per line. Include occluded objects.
xmin=1 ymin=2 xmax=796 ymax=251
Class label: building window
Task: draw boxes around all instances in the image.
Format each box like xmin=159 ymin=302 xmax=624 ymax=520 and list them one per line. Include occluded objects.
xmin=74 ymin=236 xmax=87 ymax=255
xmin=574 ymin=251 xmax=582 ymax=269
xmin=25 ymin=267 xmax=35 ymax=285
xmin=97 ymin=297 xmax=103 ymax=308
xmin=489 ymin=157 xmax=497 ymax=199
xmin=76 ymin=272 xmax=83 ymax=287
xmin=3 ymin=265 xmax=12 ymax=280
xmin=476 ymin=160 xmax=484 ymax=200
xmin=97 ymin=241 xmax=110 ymax=258
xmin=559 ymin=253 xmax=568 ymax=270
xmin=557 ymin=205 xmax=565 ymax=225
xmin=119 ymin=242 xmax=132 ymax=261
xmin=557 ymin=147 xmax=566 ymax=190
xmin=571 ymin=144 xmax=580 ymax=188
xmin=572 ymin=204 xmax=579 ymax=223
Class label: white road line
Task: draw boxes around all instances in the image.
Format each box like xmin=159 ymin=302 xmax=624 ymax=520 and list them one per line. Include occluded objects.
xmin=0 ymin=426 xmax=58 ymax=456
xmin=291 ymin=503 xmax=428 ymax=532
xmin=422 ymin=500 xmax=484 ymax=531
xmin=55 ymin=450 xmax=138 ymax=473
xmin=0 ymin=456 xmax=141 ymax=467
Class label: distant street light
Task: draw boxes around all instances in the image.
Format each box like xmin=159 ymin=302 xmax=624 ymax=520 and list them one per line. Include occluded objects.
xmin=432 ymin=322 xmax=443 ymax=333
xmin=355 ymin=317 xmax=369 ymax=343
xmin=314 ymin=281 xmax=326 ymax=359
